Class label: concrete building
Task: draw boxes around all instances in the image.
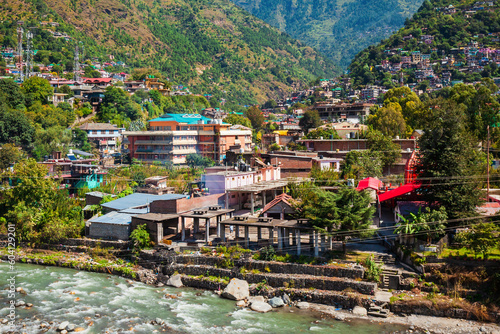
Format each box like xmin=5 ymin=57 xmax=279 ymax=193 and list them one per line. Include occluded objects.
xmin=124 ymin=114 xmax=252 ymax=164
xmin=88 ymin=211 xmax=133 ymax=240
xmin=314 ymin=102 xmax=373 ymax=123
xmin=78 ymin=123 xmax=123 ymax=154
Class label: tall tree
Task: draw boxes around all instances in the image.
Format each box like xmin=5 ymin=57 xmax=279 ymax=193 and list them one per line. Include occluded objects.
xmin=299 ymin=110 xmax=321 ymax=133
xmin=416 ymin=98 xmax=485 ymax=218
xmin=21 ymin=76 xmax=53 ymax=107
xmin=368 ymin=104 xmax=406 ymax=138
xmin=245 ymin=105 xmax=264 ymax=130
xmin=0 ymin=78 xmax=25 ymax=109
xmin=0 ymin=108 xmax=36 ymax=147
xmin=366 ymin=130 xmax=401 ymax=170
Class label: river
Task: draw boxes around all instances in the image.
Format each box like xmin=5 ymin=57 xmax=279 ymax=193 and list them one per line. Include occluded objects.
xmin=0 ymin=263 xmax=413 ymax=333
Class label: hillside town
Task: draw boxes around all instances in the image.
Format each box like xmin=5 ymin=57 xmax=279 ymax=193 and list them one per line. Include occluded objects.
xmin=1 ymin=5 xmax=500 ymax=334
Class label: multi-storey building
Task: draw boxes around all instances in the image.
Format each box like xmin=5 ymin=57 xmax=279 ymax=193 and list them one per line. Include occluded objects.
xmin=78 ymin=123 xmax=123 ymax=154
xmin=124 ymin=114 xmax=252 ymax=165
xmin=314 ymin=102 xmax=373 ymax=123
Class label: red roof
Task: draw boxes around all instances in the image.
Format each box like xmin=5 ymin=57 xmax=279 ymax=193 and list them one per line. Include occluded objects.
xmin=378 ymin=182 xmax=421 ymax=202
xmin=356 ymin=177 xmax=383 ymax=191
xmin=261 ymin=193 xmax=294 ymax=214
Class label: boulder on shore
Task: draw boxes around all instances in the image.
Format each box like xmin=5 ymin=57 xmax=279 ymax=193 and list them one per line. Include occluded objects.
xmin=250 ymin=301 xmax=272 ymax=313
xmin=221 ymin=278 xmax=249 ymax=301
xmin=352 ymin=306 xmax=367 ymax=316
xmin=247 ymin=296 xmax=265 ymax=304
xmin=166 ymin=274 xmax=183 ymax=288
xmin=296 ymin=302 xmax=310 ymax=310
xmin=268 ymin=297 xmax=285 ymax=308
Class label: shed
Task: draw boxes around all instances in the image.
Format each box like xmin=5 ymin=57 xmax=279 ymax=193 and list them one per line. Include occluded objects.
xmin=87 ymin=211 xmax=133 ymax=240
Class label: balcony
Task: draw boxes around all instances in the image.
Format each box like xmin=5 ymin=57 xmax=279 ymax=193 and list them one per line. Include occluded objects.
xmin=135 ymin=140 xmax=173 ymax=145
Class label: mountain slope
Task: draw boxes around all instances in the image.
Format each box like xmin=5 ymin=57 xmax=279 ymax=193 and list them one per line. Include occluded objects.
xmin=229 ymin=0 xmax=424 ymax=69
xmin=0 ymin=0 xmax=339 ymax=105
xmin=348 ymin=0 xmax=500 ymax=88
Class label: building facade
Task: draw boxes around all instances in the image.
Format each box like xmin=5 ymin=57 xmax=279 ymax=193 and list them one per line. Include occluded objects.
xmin=78 ymin=123 xmax=123 ymax=154
xmin=314 ymin=102 xmax=373 ymax=123
xmin=124 ymin=114 xmax=252 ymax=164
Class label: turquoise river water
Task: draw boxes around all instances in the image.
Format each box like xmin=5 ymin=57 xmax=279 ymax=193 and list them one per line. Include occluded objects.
xmin=0 ymin=262 xmax=416 ymax=333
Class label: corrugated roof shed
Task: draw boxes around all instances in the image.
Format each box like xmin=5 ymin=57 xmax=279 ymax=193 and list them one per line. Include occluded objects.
xmin=101 ymin=193 xmax=186 ymax=211
xmin=89 ymin=211 xmax=133 ymax=225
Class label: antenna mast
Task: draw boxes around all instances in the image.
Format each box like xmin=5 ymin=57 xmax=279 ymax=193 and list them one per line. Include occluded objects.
xmin=74 ymin=42 xmax=80 ymax=81
xmin=17 ymin=21 xmax=24 ymax=82
xmin=25 ymin=29 xmax=33 ymax=79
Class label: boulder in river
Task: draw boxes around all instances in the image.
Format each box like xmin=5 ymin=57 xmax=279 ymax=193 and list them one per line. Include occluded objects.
xmin=236 ymin=300 xmax=246 ymax=307
xmin=268 ymin=297 xmax=285 ymax=308
xmin=250 ymin=301 xmax=273 ymax=313
xmin=58 ymin=321 xmax=69 ymax=331
xmin=166 ymin=275 xmax=183 ymax=288
xmin=221 ymin=278 xmax=249 ymax=301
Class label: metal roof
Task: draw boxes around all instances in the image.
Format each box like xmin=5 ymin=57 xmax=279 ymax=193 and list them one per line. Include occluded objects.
xmin=227 ymin=177 xmax=307 ymax=193
xmin=101 ymin=193 xmax=186 ymax=211
xmin=89 ymin=211 xmax=133 ymax=225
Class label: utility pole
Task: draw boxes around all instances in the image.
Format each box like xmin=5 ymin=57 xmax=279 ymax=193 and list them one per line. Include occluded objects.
xmin=17 ymin=21 xmax=24 ymax=83
xmin=487 ymin=125 xmax=490 ymax=202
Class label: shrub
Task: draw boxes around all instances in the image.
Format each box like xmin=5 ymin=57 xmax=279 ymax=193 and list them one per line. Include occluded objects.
xmin=258 ymin=246 xmax=276 ymax=261
xmin=130 ymin=224 xmax=151 ymax=251
xmin=363 ymin=255 xmax=382 ymax=283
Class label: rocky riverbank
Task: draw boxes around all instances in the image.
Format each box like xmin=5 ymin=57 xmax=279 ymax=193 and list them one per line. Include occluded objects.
xmin=2 ymin=248 xmax=500 ymax=334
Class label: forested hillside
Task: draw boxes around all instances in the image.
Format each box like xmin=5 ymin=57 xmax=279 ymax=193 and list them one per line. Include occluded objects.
xmin=0 ymin=0 xmax=338 ymax=105
xmin=349 ymin=0 xmax=500 ymax=87
xmin=230 ymin=0 xmax=423 ymax=68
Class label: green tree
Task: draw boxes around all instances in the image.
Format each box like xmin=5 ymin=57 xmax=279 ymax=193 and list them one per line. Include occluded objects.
xmin=0 ymin=108 xmax=36 ymax=147
xmin=186 ymin=153 xmax=215 ymax=168
xmin=367 ymin=104 xmax=406 ymax=138
xmin=21 ymin=76 xmax=53 ymax=107
xmin=341 ymin=150 xmax=383 ymax=179
xmin=366 ymin=130 xmax=401 ymax=170
xmin=223 ymin=114 xmax=252 ymax=128
xmin=246 ymin=105 xmax=265 ymax=130
xmin=299 ymin=110 xmax=321 ymax=133
xmin=416 ymin=99 xmax=485 ymax=218
xmin=303 ymin=126 xmax=340 ymax=139
xmin=0 ymin=78 xmax=25 ymax=109
xmin=300 ymin=186 xmax=375 ymax=253
xmin=456 ymin=223 xmax=499 ymax=259
xmin=0 ymin=143 xmax=25 ymax=170
xmin=2 ymin=158 xmax=82 ymax=243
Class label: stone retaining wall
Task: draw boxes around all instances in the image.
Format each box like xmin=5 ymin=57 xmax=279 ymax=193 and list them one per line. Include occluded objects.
xmin=162 ymin=264 xmax=376 ymax=295
xmin=142 ymin=252 xmax=364 ymax=280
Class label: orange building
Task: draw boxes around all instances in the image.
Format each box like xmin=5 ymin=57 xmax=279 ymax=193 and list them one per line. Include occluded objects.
xmin=124 ymin=114 xmax=252 ymax=164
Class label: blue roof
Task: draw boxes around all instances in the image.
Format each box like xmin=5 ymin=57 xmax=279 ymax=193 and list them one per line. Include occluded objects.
xmin=149 ymin=113 xmax=212 ymax=125
xmin=101 ymin=193 xmax=186 ymax=211
xmin=119 ymin=208 xmax=149 ymax=214
xmin=90 ymin=211 xmax=133 ymax=225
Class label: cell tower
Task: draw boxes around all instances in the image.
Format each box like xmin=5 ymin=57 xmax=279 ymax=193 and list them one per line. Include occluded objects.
xmin=74 ymin=43 xmax=80 ymax=81
xmin=25 ymin=30 xmax=33 ymax=79
xmin=17 ymin=21 xmax=24 ymax=82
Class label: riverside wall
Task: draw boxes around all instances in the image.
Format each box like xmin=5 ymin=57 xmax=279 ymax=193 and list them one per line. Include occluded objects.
xmin=140 ymin=252 xmax=365 ymax=280
xmin=161 ymin=264 xmax=376 ymax=295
